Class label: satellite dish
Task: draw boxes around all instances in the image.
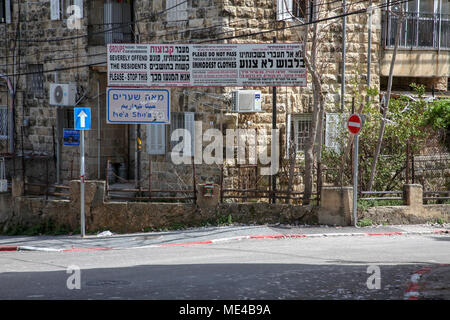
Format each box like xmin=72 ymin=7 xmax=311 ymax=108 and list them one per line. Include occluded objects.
xmin=54 ymin=85 xmax=64 ymax=103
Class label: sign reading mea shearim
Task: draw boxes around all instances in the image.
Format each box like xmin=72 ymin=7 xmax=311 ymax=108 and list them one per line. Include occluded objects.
xmin=107 ymin=43 xmax=306 ymax=87
xmin=107 ymin=88 xmax=170 ymax=124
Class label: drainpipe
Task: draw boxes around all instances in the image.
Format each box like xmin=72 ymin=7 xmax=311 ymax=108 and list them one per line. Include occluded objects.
xmin=0 ymin=74 xmax=15 ymax=154
xmin=97 ymin=80 xmax=101 ymax=179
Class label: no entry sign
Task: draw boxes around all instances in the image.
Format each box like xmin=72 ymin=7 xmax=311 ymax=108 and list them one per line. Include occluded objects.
xmin=347 ymin=114 xmax=362 ymax=135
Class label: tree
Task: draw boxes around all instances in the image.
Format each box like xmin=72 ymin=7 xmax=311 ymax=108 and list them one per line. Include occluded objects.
xmin=367 ymin=4 xmax=404 ymax=191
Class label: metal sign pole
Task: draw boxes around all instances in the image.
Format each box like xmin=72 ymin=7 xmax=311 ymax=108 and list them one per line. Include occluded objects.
xmin=353 ymin=133 xmax=359 ymax=227
xmin=80 ymin=129 xmax=86 ymax=238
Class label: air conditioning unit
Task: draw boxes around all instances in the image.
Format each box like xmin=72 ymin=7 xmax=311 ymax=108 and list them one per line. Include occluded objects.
xmin=232 ymin=90 xmax=262 ymax=113
xmin=49 ymin=83 xmax=77 ymax=106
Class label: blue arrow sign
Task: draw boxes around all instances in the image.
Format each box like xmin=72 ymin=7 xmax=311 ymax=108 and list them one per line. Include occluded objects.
xmin=74 ymin=108 xmax=91 ymax=130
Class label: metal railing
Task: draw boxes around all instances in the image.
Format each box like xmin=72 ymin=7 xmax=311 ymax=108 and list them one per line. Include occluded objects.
xmin=384 ymin=11 xmax=450 ymax=49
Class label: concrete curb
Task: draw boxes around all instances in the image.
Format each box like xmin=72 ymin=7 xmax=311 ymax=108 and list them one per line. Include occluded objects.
xmin=404 ymin=266 xmax=433 ymax=300
xmin=124 ymin=229 xmax=449 ymax=250
xmin=1 ymin=229 xmax=448 ymax=252
xmin=404 ymin=264 xmax=450 ymax=300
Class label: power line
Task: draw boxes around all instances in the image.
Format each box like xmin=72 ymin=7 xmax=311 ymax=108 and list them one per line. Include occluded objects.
xmin=11 ymin=0 xmax=375 ymax=44
xmin=1 ymin=0 xmax=392 ymax=62
xmin=14 ymin=0 xmax=189 ymax=43
xmin=0 ymin=3 xmax=349 ymax=64
xmin=2 ymin=0 xmax=410 ymax=78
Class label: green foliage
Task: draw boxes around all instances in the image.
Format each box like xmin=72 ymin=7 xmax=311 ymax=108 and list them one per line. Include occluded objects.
xmin=322 ymin=80 xmax=435 ymax=191
xmin=356 ymin=218 xmax=374 ymax=227
xmin=4 ymin=220 xmax=77 ymax=236
xmin=422 ymin=98 xmax=450 ymax=130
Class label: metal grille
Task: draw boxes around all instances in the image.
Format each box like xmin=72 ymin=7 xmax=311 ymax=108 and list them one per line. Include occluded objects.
xmin=385 ymin=11 xmax=450 ymax=49
xmin=0 ymin=106 xmax=7 ymax=139
xmin=26 ymin=64 xmax=44 ymax=94
xmin=294 ymin=114 xmax=312 ymax=153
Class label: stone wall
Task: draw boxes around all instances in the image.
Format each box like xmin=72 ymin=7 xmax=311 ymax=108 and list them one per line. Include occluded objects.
xmin=1 ymin=182 xmax=448 ymax=234
xmin=1 ymin=1 xmax=386 ymax=192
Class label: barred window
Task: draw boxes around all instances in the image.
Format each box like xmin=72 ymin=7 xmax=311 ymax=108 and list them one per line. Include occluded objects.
xmin=0 ymin=106 xmax=7 ymax=140
xmin=27 ymin=64 xmax=44 ymax=95
xmin=293 ymin=113 xmax=312 ymax=153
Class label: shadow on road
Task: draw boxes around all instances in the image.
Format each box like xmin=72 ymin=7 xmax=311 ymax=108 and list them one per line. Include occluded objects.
xmin=0 ymin=262 xmax=434 ymax=300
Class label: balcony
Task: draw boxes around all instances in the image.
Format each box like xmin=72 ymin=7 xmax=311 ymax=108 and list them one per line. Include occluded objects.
xmin=381 ymin=10 xmax=450 ymax=79
xmin=383 ymin=11 xmax=449 ymax=49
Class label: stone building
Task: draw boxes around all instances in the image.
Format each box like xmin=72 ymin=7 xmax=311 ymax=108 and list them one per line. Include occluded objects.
xmin=0 ymin=0 xmax=448 ymax=193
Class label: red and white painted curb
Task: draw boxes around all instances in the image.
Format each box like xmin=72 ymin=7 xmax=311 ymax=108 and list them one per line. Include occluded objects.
xmin=0 ymin=245 xmax=112 ymax=252
xmin=404 ymin=264 xmax=450 ymax=300
xmin=125 ymin=229 xmax=449 ymax=250
xmin=0 ymin=229 xmax=448 ymax=252
xmin=404 ymin=266 xmax=432 ymax=300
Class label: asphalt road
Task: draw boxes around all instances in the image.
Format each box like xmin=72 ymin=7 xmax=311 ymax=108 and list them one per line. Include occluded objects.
xmin=0 ymin=234 xmax=449 ymax=300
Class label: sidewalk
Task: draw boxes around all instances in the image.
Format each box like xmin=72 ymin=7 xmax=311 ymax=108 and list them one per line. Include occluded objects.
xmin=0 ymin=223 xmax=448 ymax=252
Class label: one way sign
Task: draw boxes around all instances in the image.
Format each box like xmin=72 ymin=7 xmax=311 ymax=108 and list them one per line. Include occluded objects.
xmin=74 ymin=108 xmax=91 ymax=130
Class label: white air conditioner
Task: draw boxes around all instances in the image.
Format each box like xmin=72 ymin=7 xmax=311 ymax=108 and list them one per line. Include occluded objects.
xmin=49 ymin=83 xmax=77 ymax=106
xmin=232 ymin=90 xmax=262 ymax=113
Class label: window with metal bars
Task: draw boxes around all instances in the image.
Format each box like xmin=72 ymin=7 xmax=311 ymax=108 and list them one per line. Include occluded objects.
xmin=0 ymin=106 xmax=7 ymax=140
xmin=26 ymin=64 xmax=44 ymax=95
xmin=293 ymin=114 xmax=312 ymax=153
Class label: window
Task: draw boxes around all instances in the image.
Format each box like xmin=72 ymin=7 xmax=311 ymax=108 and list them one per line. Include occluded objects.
xmin=50 ymin=0 xmax=61 ymax=20
xmin=170 ymin=112 xmax=195 ymax=157
xmin=277 ymin=0 xmax=312 ymax=22
xmin=147 ymin=123 xmax=166 ymax=155
xmin=0 ymin=106 xmax=7 ymax=140
xmin=166 ymin=0 xmax=188 ymax=24
xmin=27 ymin=64 xmax=44 ymax=95
xmin=287 ymin=113 xmax=312 ymax=154
xmin=385 ymin=0 xmax=450 ymax=48
xmin=103 ymin=0 xmax=133 ymax=44
xmin=0 ymin=0 xmax=11 ymax=24
xmin=287 ymin=113 xmax=343 ymax=156
xmin=64 ymin=108 xmax=74 ymax=129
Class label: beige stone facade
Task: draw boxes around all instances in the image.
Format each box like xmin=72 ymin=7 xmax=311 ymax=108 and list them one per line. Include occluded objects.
xmin=0 ymin=0 xmax=448 ymax=191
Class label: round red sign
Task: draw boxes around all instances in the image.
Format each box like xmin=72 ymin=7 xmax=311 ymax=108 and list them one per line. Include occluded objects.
xmin=347 ymin=114 xmax=362 ymax=135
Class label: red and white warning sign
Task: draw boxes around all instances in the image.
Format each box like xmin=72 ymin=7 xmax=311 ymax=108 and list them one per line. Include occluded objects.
xmin=347 ymin=114 xmax=362 ymax=135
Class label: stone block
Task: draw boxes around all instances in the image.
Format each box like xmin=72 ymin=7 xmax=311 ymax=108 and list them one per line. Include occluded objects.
xmin=12 ymin=176 xmax=24 ymax=198
xmin=319 ymin=186 xmax=353 ymax=226
xmin=403 ymin=184 xmax=423 ymax=208
xmin=197 ymin=183 xmax=220 ymax=208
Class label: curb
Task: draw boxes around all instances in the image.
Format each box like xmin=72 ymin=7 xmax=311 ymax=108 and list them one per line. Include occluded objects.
xmin=404 ymin=266 xmax=437 ymax=300
xmin=125 ymin=229 xmax=449 ymax=250
xmin=1 ymin=229 xmax=448 ymax=252
xmin=404 ymin=264 xmax=450 ymax=300
xmin=0 ymin=246 xmax=18 ymax=252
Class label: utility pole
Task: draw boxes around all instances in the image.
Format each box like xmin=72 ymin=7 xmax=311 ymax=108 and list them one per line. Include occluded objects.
xmin=340 ymin=0 xmax=347 ymax=112
xmin=368 ymin=5 xmax=405 ymax=191
xmin=367 ymin=0 xmax=373 ymax=88
xmin=272 ymin=36 xmax=277 ymax=204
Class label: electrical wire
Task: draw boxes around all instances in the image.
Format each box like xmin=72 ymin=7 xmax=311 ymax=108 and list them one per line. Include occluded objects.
xmin=1 ymin=0 xmax=411 ymax=78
